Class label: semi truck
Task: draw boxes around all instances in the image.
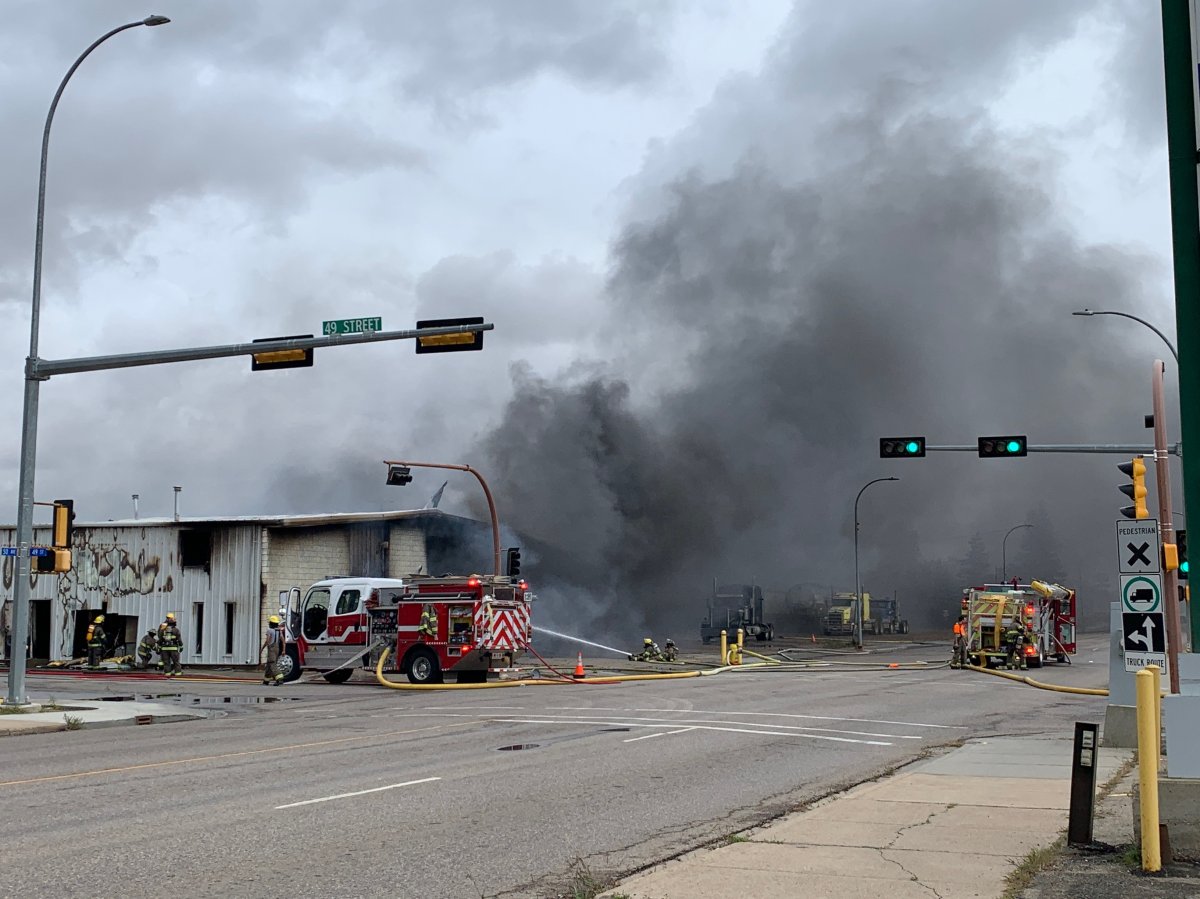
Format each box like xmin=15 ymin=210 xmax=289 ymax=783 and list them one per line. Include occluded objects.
xmin=700 ymin=582 xmax=774 ymax=643
xmin=823 ymin=592 xmax=874 ymax=636
xmin=278 ymin=573 xmax=533 ymax=684
xmin=874 ymin=596 xmax=909 ymax=635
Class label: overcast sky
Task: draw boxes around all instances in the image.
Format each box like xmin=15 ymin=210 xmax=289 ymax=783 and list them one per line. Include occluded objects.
xmin=0 ymin=1 xmax=1181 ymax=637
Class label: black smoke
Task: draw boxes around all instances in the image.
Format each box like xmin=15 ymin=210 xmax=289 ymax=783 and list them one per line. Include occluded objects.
xmin=479 ymin=2 xmax=1166 ymax=644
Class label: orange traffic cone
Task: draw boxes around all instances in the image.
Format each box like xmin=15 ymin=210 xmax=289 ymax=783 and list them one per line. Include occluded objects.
xmin=573 ymin=652 xmax=586 ymax=678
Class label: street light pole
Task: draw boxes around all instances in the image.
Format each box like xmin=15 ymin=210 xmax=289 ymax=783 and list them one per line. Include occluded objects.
xmin=382 ymin=460 xmax=502 ymax=575
xmin=854 ymin=477 xmax=899 ymax=650
xmin=6 ymin=15 xmax=170 ymax=707
xmin=1001 ymin=524 xmax=1033 ymax=582
xmin=1072 ymin=309 xmax=1179 ymax=365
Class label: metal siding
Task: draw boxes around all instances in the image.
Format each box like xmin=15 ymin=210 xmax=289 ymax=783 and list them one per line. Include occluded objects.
xmin=0 ymin=524 xmax=261 ymax=665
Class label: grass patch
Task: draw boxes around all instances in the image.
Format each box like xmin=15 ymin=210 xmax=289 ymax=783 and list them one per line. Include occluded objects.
xmin=0 ymin=705 xmax=26 ymax=715
xmin=1119 ymin=844 xmax=1142 ymax=869
xmin=566 ymin=858 xmax=606 ymax=899
xmin=63 ymin=714 xmax=83 ymax=731
xmin=1002 ymin=837 xmax=1065 ymax=899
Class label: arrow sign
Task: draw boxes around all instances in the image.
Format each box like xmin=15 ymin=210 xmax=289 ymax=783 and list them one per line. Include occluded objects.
xmin=1122 ymin=612 xmax=1165 ymax=652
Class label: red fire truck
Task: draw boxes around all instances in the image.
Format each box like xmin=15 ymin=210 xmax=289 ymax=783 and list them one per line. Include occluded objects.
xmin=959 ymin=580 xmax=1076 ymax=668
xmin=278 ymin=574 xmax=533 ymax=684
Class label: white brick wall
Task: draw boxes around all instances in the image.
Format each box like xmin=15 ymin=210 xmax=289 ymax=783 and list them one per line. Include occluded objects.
xmin=388 ymin=524 xmax=428 ymax=577
xmin=260 ymin=524 xmax=429 ymax=634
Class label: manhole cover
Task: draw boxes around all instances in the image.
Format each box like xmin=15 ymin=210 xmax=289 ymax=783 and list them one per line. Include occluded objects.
xmin=497 ymin=743 xmax=541 ymax=751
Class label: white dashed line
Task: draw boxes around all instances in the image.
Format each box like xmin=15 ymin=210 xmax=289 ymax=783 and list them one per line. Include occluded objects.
xmin=275 ymin=777 xmax=440 ymax=809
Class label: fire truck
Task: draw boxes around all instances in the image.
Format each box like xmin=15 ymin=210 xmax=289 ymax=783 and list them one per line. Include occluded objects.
xmin=960 ymin=581 xmax=1076 ymax=668
xmin=277 ymin=574 xmax=533 ymax=684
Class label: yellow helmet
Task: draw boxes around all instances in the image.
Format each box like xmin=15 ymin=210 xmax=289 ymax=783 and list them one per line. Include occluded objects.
xmin=94 ymin=614 xmax=105 ymax=623
xmin=644 ymin=637 xmax=653 ymax=645
xmin=268 ymin=615 xmax=281 ymax=625
xmin=165 ymin=613 xmax=176 ymax=621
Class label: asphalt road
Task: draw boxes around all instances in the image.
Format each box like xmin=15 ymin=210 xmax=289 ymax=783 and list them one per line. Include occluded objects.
xmin=0 ymin=635 xmax=1111 ymax=898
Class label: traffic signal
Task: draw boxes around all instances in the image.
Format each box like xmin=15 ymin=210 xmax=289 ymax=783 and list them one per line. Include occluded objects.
xmin=34 ymin=548 xmax=71 ymax=574
xmin=978 ymin=436 xmax=1027 ymax=458
xmin=52 ymin=499 xmax=74 ymax=549
xmin=415 ymin=317 xmax=485 ymax=354
xmin=1179 ymin=529 xmax=1188 ymax=580
xmin=505 ymin=547 xmax=521 ymax=578
xmin=251 ymin=335 xmax=314 ymax=371
xmin=386 ymin=464 xmax=413 ymax=486
xmin=1118 ymin=456 xmax=1149 ymax=519
xmin=879 ymin=437 xmax=925 ymax=458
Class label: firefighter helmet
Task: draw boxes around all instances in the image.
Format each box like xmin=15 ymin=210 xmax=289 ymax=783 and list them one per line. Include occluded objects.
xmin=165 ymin=613 xmax=176 ymax=621
xmin=94 ymin=614 xmax=105 ymax=623
xmin=644 ymin=637 xmax=653 ymax=646
xmin=665 ymin=639 xmax=676 ymax=647
xmin=268 ymin=615 xmax=281 ymax=625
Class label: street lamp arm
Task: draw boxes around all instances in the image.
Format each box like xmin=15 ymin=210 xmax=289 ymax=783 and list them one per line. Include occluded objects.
xmin=1073 ymin=309 xmax=1179 ymax=365
xmin=852 ymin=476 xmax=899 ymax=650
xmin=383 ymin=460 xmax=502 ymax=576
xmin=31 ymin=20 xmax=156 ymax=357
xmin=1001 ymin=523 xmax=1034 ymax=581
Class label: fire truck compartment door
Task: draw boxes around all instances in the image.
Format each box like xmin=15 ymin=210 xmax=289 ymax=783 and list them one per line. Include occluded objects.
xmin=301 ymin=588 xmax=331 ymax=642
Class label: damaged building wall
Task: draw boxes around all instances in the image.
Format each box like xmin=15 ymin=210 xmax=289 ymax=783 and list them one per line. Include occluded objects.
xmin=0 ymin=523 xmax=262 ymax=665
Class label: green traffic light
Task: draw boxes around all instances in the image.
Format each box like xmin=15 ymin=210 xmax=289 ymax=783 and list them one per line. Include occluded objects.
xmin=1182 ymin=560 xmax=1190 ymax=574
xmin=905 ymin=441 xmax=920 ymax=454
xmin=1005 ymin=440 xmax=1022 ymax=453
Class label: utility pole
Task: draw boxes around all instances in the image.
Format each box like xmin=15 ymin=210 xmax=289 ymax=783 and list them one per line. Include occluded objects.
xmin=1161 ymin=0 xmax=1200 ymax=650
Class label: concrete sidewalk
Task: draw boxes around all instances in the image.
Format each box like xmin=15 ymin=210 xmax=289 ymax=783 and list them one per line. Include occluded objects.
xmin=602 ymin=736 xmax=1130 ymax=899
xmin=0 ymin=699 xmax=207 ymax=736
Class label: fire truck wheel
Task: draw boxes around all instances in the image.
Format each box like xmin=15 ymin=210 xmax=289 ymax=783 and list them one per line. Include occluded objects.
xmin=405 ymin=647 xmax=443 ymax=685
xmin=278 ymin=647 xmax=303 ymax=683
xmin=323 ymin=668 xmax=353 ymax=684
xmin=1026 ymin=654 xmax=1043 ymax=669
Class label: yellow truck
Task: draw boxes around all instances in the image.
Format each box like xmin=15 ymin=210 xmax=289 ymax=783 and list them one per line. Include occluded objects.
xmin=823 ymin=592 xmax=874 ymax=636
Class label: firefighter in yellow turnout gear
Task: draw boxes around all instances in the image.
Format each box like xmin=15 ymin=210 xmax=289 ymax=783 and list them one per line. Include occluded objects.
xmin=136 ymin=630 xmax=158 ymax=669
xmin=261 ymin=615 xmax=284 ymax=685
xmin=418 ymin=604 xmax=437 ymax=640
xmin=158 ymin=613 xmax=183 ymax=677
xmin=85 ymin=615 xmax=107 ymax=669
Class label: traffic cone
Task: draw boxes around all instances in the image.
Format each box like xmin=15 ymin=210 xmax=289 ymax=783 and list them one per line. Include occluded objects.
xmin=573 ymin=652 xmax=586 ymax=678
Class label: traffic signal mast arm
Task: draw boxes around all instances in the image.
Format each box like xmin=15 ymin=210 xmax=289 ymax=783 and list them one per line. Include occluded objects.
xmin=917 ymin=443 xmax=1181 ymax=455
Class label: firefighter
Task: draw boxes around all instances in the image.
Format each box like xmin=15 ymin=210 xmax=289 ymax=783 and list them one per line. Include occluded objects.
xmin=950 ymin=616 xmax=968 ymax=669
xmin=136 ymin=629 xmax=158 ymax=669
xmin=261 ymin=615 xmax=284 ymax=685
xmin=418 ymin=604 xmax=437 ymax=640
xmin=85 ymin=615 xmax=107 ymax=669
xmin=158 ymin=613 xmax=183 ymax=677
xmin=1003 ymin=622 xmax=1027 ymax=670
xmin=663 ymin=639 xmax=678 ymax=662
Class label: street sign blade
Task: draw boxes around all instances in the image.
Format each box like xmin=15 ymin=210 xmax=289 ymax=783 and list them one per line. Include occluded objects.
xmin=1 ymin=547 xmax=16 ymax=556
xmin=322 ymin=317 xmax=382 ymax=336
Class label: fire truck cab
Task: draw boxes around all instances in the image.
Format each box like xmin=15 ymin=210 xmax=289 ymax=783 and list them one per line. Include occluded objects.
xmin=278 ymin=574 xmax=532 ymax=685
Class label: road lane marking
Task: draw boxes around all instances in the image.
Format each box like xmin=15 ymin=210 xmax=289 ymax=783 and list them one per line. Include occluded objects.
xmin=548 ymin=706 xmax=965 ymax=729
xmin=512 ymin=712 xmax=920 ymax=740
xmin=0 ymin=722 xmax=474 ymax=789
xmin=495 ymin=718 xmax=891 ymax=746
xmin=276 ymin=777 xmax=440 ymax=809
xmin=624 ymin=727 xmax=695 ymax=744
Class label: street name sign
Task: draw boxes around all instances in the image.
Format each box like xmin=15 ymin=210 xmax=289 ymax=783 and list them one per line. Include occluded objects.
xmin=1116 ymin=519 xmax=1160 ymax=574
xmin=1122 ymin=611 xmax=1168 ymax=672
xmin=1120 ymin=573 xmax=1162 ymax=614
xmin=1 ymin=547 xmax=15 ymax=556
xmin=322 ymin=317 xmax=382 ymax=336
